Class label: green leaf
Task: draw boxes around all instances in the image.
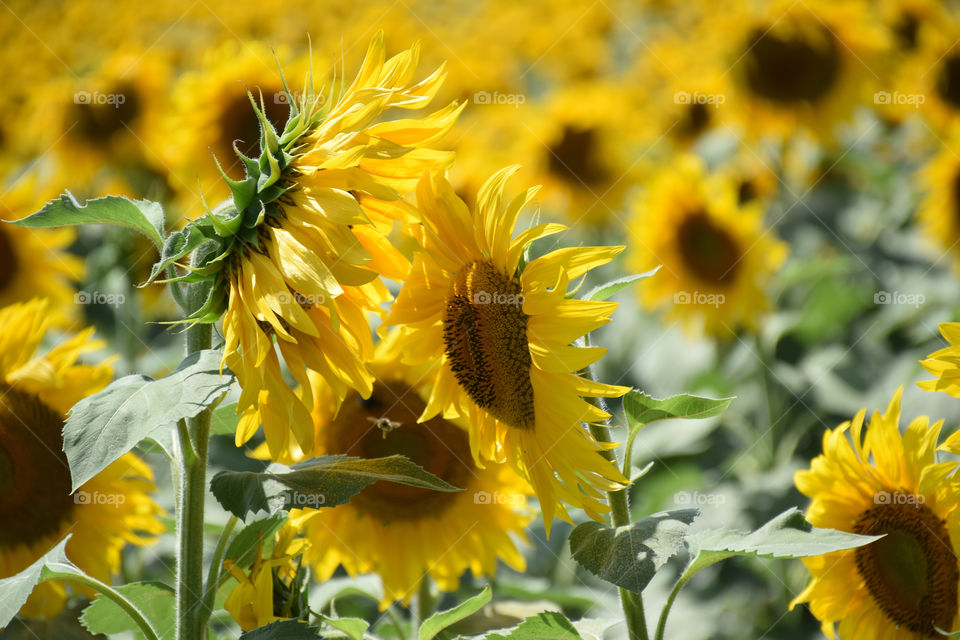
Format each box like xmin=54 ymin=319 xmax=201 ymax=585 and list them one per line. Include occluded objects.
xmin=64 ymin=350 xmax=233 ymax=491
xmin=224 ymin=514 xmax=288 ymax=570
xmin=10 ymin=192 xmax=165 ymax=249
xmin=680 ymin=507 xmax=882 ymax=583
xmin=211 ymin=454 xmax=462 ymax=520
xmin=80 ymin=582 xmax=174 ymax=640
xmin=323 ymin=615 xmax=369 ymax=640
xmin=569 ymin=509 xmax=699 ymax=593
xmin=482 ymin=612 xmax=583 ymax=640
xmin=623 ymin=391 xmax=733 ymax=435
xmin=210 ymin=402 xmax=241 ymax=436
xmin=584 ymin=267 xmax=661 ymax=301
xmin=145 ymin=225 xmax=210 ymax=284
xmin=420 ymin=586 xmax=491 ymax=640
xmin=239 ymin=619 xmax=319 ymax=639
xmin=0 ymin=537 xmax=80 ymax=628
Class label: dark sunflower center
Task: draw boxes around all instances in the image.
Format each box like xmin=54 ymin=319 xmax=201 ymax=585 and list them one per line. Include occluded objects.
xmin=0 ymin=385 xmax=75 ymax=548
xmin=853 ymin=494 xmax=959 ymax=636
xmin=741 ymin=25 xmax=840 ymax=103
xmin=952 ymin=168 xmax=960 ymax=229
xmin=680 ymin=102 xmax=711 ymax=138
xmin=737 ymin=179 xmax=758 ymax=204
xmin=675 ymin=211 xmax=742 ymax=285
xmin=69 ymin=81 xmax=142 ymax=143
xmin=894 ymin=12 xmax=921 ymax=51
xmin=937 ymin=54 xmax=960 ymax=110
xmin=442 ymin=260 xmax=534 ymax=430
xmin=547 ymin=125 xmax=607 ymax=187
xmin=215 ymin=88 xmax=290 ymax=180
xmin=327 ymin=381 xmax=474 ymax=522
xmin=0 ymin=227 xmax=17 ymax=292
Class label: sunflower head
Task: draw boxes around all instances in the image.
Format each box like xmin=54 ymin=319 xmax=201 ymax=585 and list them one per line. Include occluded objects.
xmin=792 ymin=387 xmax=960 ymax=639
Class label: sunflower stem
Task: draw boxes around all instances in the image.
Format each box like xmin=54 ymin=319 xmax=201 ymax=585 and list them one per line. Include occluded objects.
xmin=201 ymin=515 xmax=238 ymax=619
xmin=175 ymin=275 xmax=214 ymax=640
xmin=414 ymin=577 xmax=437 ymax=632
xmin=653 ymin=573 xmax=692 ymax=640
xmin=43 ymin=571 xmax=161 ymax=640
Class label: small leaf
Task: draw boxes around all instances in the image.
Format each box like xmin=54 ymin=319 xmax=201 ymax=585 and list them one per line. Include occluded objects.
xmin=224 ymin=513 xmax=288 ymax=570
xmin=623 ymin=391 xmax=733 ymax=435
xmin=483 ymin=612 xmax=583 ymax=640
xmin=239 ymin=619 xmax=319 ymax=639
xmin=145 ymin=225 xmax=210 ymax=285
xmin=80 ymin=582 xmax=174 ymax=640
xmin=64 ymin=350 xmax=233 ymax=490
xmin=210 ymin=454 xmax=462 ymax=520
xmin=420 ymin=586 xmax=491 ymax=640
xmin=323 ymin=615 xmax=369 ymax=640
xmin=569 ymin=509 xmax=700 ymax=593
xmin=210 ymin=403 xmax=241 ymax=436
xmin=584 ymin=267 xmax=661 ymax=301
xmin=0 ymin=537 xmax=77 ymax=628
xmin=10 ymin=192 xmax=165 ymax=249
xmin=680 ymin=507 xmax=882 ymax=583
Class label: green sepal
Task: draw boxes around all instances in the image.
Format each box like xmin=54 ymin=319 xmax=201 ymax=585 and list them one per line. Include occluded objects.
xmin=212 ymin=152 xmax=258 ymax=215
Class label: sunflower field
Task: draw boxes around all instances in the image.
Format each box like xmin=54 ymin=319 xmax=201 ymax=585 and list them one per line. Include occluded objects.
xmin=6 ymin=1 xmax=960 ymax=639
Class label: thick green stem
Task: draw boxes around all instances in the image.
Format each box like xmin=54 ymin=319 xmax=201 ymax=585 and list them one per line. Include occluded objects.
xmin=175 ymin=279 xmax=215 ymax=640
xmin=45 ymin=571 xmax=161 ymax=640
xmin=414 ymin=577 xmax=437 ymax=635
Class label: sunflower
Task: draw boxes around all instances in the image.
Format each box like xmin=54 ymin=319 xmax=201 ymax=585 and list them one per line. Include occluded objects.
xmin=715 ymin=0 xmax=886 ymax=142
xmin=918 ymin=322 xmax=960 ymax=397
xmin=791 ymin=387 xmax=960 ymax=639
xmin=212 ymin=33 xmax=461 ymax=459
xmin=0 ymin=299 xmax=164 ymax=618
xmin=385 ymin=166 xmax=629 ymax=531
xmin=0 ymin=179 xmax=84 ymax=321
xmin=628 ymin=155 xmax=787 ymax=336
xmin=285 ymin=333 xmax=532 ymax=608
xmin=917 ymin=135 xmax=960 ymax=270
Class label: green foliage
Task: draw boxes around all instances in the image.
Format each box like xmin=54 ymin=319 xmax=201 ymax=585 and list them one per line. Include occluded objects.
xmin=569 ymin=509 xmax=700 ymax=593
xmin=480 ymin=612 xmax=584 ymax=639
xmin=585 ymin=267 xmax=661 ymax=301
xmin=322 ymin=615 xmax=370 ymax=640
xmin=0 ymin=537 xmax=79 ymax=629
xmin=239 ymin=619 xmax=320 ymax=639
xmin=63 ymin=350 xmax=233 ymax=490
xmin=223 ymin=513 xmax=288 ymax=570
xmin=624 ymin=391 xmax=734 ymax=435
xmin=80 ymin=582 xmax=174 ymax=640
xmin=420 ymin=586 xmax=491 ymax=640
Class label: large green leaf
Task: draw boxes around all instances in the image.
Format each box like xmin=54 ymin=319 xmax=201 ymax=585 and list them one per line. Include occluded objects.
xmin=584 ymin=267 xmax=661 ymax=301
xmin=680 ymin=507 xmax=881 ymax=582
xmin=240 ymin=619 xmax=319 ymax=639
xmin=623 ymin=391 xmax=733 ymax=435
xmin=64 ymin=350 xmax=233 ymax=490
xmin=569 ymin=509 xmax=699 ymax=593
xmin=80 ymin=582 xmax=174 ymax=640
xmin=10 ymin=192 xmax=165 ymax=249
xmin=210 ymin=454 xmax=462 ymax=520
xmin=0 ymin=537 xmax=82 ymax=628
xmin=420 ymin=586 xmax=491 ymax=640
xmin=481 ymin=612 xmax=583 ymax=640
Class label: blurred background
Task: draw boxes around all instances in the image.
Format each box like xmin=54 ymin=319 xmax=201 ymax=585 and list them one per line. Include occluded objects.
xmin=4 ymin=1 xmax=960 ymax=638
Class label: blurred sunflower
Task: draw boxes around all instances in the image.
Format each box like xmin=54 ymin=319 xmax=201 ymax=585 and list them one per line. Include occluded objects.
xmin=212 ymin=33 xmax=461 ymax=458
xmin=917 ymin=136 xmax=960 ymax=269
xmin=894 ymin=12 xmax=960 ymax=134
xmin=287 ymin=333 xmax=531 ymax=607
xmin=0 ymin=299 xmax=164 ymax=618
xmin=628 ymin=155 xmax=787 ymax=336
xmin=386 ymin=167 xmax=629 ymax=531
xmin=791 ymin=387 xmax=960 ymax=639
xmin=918 ymin=323 xmax=960 ymax=397
xmin=0 ymin=179 xmax=83 ymax=320
xmin=718 ymin=0 xmax=886 ymax=141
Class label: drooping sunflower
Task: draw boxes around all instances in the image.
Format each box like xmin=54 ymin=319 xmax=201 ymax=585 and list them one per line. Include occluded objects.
xmin=715 ymin=0 xmax=886 ymax=141
xmin=917 ymin=134 xmax=960 ymax=270
xmin=197 ymin=33 xmax=462 ymax=459
xmin=627 ymin=155 xmax=787 ymax=336
xmin=918 ymin=322 xmax=960 ymax=397
xmin=791 ymin=387 xmax=960 ymax=639
xmin=0 ymin=179 xmax=83 ymax=321
xmin=386 ymin=167 xmax=629 ymax=531
xmin=0 ymin=299 xmax=164 ymax=618
xmin=287 ymin=333 xmax=532 ymax=607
